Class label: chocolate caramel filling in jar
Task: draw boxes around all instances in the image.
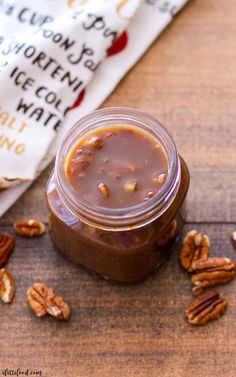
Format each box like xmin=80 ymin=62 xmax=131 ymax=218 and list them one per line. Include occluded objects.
xmin=46 ymin=107 xmax=190 ymax=282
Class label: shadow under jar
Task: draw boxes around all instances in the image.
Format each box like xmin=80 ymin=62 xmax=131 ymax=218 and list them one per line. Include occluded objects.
xmin=46 ymin=107 xmax=190 ymax=282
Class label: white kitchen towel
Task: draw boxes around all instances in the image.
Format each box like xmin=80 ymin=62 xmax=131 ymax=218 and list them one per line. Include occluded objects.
xmin=0 ymin=0 xmax=141 ymax=180
xmin=0 ymin=0 xmax=188 ymax=216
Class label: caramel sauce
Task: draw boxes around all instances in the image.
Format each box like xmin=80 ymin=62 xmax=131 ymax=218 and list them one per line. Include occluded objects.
xmin=66 ymin=126 xmax=168 ymax=208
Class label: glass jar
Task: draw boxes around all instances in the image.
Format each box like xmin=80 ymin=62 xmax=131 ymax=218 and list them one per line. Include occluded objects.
xmin=46 ymin=107 xmax=190 ymax=282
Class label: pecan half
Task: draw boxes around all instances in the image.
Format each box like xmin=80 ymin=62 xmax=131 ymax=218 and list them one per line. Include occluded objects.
xmin=0 ymin=232 xmax=14 ymax=267
xmin=191 ymin=257 xmax=236 ymax=288
xmin=27 ymin=283 xmax=70 ymax=320
xmin=185 ymin=290 xmax=227 ymax=325
xmin=14 ymin=219 xmax=45 ymax=237
xmin=179 ymin=230 xmax=210 ymax=272
xmin=0 ymin=268 xmax=15 ymax=303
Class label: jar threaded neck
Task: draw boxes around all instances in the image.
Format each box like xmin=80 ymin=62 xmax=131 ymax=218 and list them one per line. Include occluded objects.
xmin=55 ymin=107 xmax=181 ymax=231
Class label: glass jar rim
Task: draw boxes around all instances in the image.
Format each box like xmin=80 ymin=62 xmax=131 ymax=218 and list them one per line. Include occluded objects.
xmin=55 ymin=107 xmax=181 ymax=231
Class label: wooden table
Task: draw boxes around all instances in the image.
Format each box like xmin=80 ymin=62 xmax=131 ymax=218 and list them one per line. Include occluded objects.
xmin=1 ymin=0 xmax=236 ymax=376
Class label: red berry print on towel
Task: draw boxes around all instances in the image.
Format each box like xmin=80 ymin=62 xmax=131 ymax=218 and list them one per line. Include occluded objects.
xmin=107 ymin=31 xmax=128 ymax=57
xmin=70 ymin=89 xmax=86 ymax=110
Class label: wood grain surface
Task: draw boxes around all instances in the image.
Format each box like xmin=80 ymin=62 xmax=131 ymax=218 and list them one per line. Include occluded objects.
xmin=1 ymin=1 xmax=236 ymax=376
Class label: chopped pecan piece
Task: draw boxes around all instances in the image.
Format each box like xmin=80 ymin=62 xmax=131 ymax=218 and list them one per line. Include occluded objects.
xmin=231 ymin=231 xmax=236 ymax=250
xmin=124 ymin=180 xmax=138 ymax=193
xmin=14 ymin=219 xmax=45 ymax=237
xmin=144 ymin=190 xmax=157 ymax=201
xmin=179 ymin=230 xmax=210 ymax=272
xmin=84 ymin=135 xmax=104 ymax=149
xmin=152 ymin=173 xmax=167 ymax=185
xmin=69 ymin=153 xmax=93 ymax=175
xmin=97 ymin=182 xmax=110 ymax=198
xmin=0 ymin=268 xmax=15 ymax=303
xmin=27 ymin=283 xmax=70 ymax=320
xmin=185 ymin=290 xmax=227 ymax=325
xmin=0 ymin=232 xmax=14 ymax=267
xmin=191 ymin=257 xmax=236 ymax=288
